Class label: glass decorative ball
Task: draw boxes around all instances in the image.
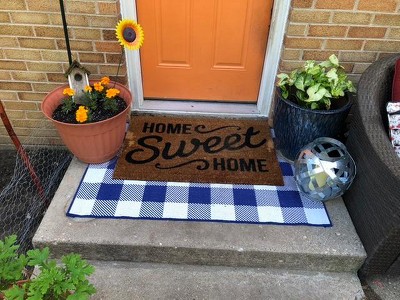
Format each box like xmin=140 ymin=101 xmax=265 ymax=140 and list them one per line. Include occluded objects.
xmin=294 ymin=137 xmax=356 ymax=201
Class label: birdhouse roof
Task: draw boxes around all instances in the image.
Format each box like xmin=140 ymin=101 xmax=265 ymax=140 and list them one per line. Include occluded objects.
xmin=64 ymin=60 xmax=91 ymax=77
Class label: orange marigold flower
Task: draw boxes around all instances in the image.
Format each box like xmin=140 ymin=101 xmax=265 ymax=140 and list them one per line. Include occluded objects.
xmin=94 ymin=82 xmax=104 ymax=92
xmin=106 ymin=88 xmax=120 ymax=99
xmin=63 ymin=88 xmax=75 ymax=97
xmin=84 ymin=85 xmax=93 ymax=92
xmin=76 ymin=106 xmax=89 ymax=123
xmin=100 ymin=77 xmax=110 ymax=85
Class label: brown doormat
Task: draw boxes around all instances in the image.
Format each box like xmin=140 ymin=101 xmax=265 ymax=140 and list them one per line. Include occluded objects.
xmin=113 ymin=115 xmax=284 ymax=186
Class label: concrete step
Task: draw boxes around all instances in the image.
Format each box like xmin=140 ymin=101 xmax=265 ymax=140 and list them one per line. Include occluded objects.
xmin=89 ymin=260 xmax=365 ymax=300
xmin=33 ymin=158 xmax=366 ymax=273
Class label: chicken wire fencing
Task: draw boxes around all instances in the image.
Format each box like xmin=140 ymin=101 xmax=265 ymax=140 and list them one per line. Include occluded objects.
xmin=0 ymin=134 xmax=72 ymax=253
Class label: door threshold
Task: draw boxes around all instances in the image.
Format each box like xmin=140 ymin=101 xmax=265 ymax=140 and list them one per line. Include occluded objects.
xmin=133 ymin=100 xmax=261 ymax=117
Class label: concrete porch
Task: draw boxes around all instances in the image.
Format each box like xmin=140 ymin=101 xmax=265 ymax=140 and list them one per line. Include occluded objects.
xmin=33 ymin=157 xmax=367 ymax=299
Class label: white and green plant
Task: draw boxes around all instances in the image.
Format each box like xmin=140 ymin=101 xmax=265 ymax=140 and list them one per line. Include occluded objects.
xmin=0 ymin=235 xmax=96 ymax=300
xmin=277 ymin=54 xmax=356 ymax=110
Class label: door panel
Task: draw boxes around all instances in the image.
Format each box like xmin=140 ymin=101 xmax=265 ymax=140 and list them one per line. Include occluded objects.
xmin=137 ymin=0 xmax=273 ymax=102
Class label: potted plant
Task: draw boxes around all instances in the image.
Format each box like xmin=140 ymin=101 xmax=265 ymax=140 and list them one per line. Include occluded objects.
xmin=274 ymin=54 xmax=356 ymax=160
xmin=41 ymin=78 xmax=133 ymax=163
xmin=0 ymin=235 xmax=96 ymax=300
xmin=41 ymin=19 xmax=144 ymax=164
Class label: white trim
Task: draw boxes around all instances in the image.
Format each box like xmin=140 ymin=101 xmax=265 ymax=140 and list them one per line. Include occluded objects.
xmin=120 ymin=0 xmax=291 ymax=117
xmin=119 ymin=0 xmax=144 ymax=110
xmin=257 ymin=0 xmax=291 ymax=116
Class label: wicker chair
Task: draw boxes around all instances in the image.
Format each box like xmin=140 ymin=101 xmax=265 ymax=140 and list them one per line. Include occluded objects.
xmin=343 ymin=54 xmax=400 ymax=276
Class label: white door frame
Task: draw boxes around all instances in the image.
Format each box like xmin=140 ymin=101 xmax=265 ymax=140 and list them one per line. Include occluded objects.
xmin=120 ymin=0 xmax=290 ymax=117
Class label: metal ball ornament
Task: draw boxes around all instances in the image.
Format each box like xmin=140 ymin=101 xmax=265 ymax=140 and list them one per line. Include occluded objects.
xmin=294 ymin=137 xmax=356 ymax=202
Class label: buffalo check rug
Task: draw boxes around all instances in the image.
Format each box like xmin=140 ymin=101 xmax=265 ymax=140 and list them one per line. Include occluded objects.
xmin=66 ymin=156 xmax=332 ymax=227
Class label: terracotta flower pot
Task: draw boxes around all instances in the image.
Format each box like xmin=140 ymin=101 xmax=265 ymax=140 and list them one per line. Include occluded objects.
xmin=41 ymin=81 xmax=132 ymax=164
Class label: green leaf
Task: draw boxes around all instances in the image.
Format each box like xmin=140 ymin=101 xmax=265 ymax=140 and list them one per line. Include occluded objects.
xmin=277 ymin=73 xmax=289 ymax=80
xmin=275 ymin=53 xmax=354 ymax=110
xmin=62 ymin=254 xmax=95 ymax=283
xmin=347 ymin=81 xmax=356 ymax=93
xmin=70 ymin=281 xmax=97 ymax=299
xmin=2 ymin=284 xmax=26 ymax=300
xmin=328 ymin=54 xmax=339 ymax=66
xmin=27 ymin=248 xmax=49 ymax=267
xmin=294 ymin=75 xmax=305 ymax=91
xmin=276 ymin=73 xmax=289 ymax=88
xmin=296 ymin=90 xmax=307 ymax=101
xmin=326 ymin=68 xmax=338 ymax=83
xmin=308 ymin=65 xmax=322 ymax=76
xmin=331 ymin=87 xmax=345 ymax=97
xmin=323 ymin=98 xmax=331 ymax=110
xmin=0 ymin=235 xmax=26 ymax=285
xmin=306 ymin=84 xmax=328 ymax=102
xmin=304 ymin=60 xmax=315 ymax=71
xmin=319 ymin=60 xmax=332 ymax=68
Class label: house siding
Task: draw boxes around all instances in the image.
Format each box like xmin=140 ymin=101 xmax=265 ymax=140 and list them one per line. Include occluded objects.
xmin=0 ymin=0 xmax=400 ymax=146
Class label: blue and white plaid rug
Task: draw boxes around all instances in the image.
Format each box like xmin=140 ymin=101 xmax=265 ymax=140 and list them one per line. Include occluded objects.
xmin=67 ymin=157 xmax=331 ymax=227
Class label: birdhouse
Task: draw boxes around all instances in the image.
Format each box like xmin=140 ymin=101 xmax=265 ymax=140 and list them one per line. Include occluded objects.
xmin=65 ymin=60 xmax=90 ymax=103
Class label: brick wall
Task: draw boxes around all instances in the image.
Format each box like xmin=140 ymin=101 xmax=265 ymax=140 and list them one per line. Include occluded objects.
xmin=1 ymin=0 xmax=400 ymax=147
xmin=0 ymin=0 xmax=123 ymax=146
xmin=281 ymin=0 xmax=400 ymax=84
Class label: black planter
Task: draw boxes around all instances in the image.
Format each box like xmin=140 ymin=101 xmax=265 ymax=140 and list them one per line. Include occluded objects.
xmin=273 ymin=92 xmax=353 ymax=161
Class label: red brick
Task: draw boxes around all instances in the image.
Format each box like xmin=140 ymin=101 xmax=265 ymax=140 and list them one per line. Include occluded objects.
xmin=292 ymin=0 xmax=313 ymax=8
xmin=290 ymin=10 xmax=331 ymax=23
xmin=303 ymin=51 xmax=340 ymax=61
xmin=0 ymin=61 xmax=27 ymax=71
xmin=308 ymin=25 xmax=347 ymax=37
xmin=1 ymin=0 xmax=26 ymax=10
xmin=287 ymin=24 xmax=307 ymax=36
xmin=358 ymin=0 xmax=397 ymax=12
xmin=316 ymin=0 xmax=355 ymax=10
xmin=98 ymin=2 xmax=119 ymax=15
xmin=325 ymin=39 xmax=363 ymax=50
xmin=284 ymin=37 xmax=323 ymax=50
xmin=364 ymin=40 xmax=400 ymax=52
xmin=2 ymin=101 xmax=36 ymax=110
xmin=0 ymin=25 xmax=34 ymax=37
xmin=348 ymin=27 xmax=387 ymax=38
xmin=333 ymin=12 xmax=373 ymax=25
xmin=340 ymin=52 xmax=377 ymax=63
xmin=95 ymin=41 xmax=121 ymax=53
xmin=79 ymin=53 xmax=106 ymax=63
xmin=374 ymin=15 xmax=400 ymax=26
xmin=1 ymin=82 xmax=32 ymax=91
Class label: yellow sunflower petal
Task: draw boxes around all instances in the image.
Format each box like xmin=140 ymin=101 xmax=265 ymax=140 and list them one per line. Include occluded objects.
xmin=115 ymin=19 xmax=144 ymax=50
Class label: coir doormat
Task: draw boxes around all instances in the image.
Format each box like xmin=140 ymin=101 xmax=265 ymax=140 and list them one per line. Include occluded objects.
xmin=113 ymin=115 xmax=284 ymax=186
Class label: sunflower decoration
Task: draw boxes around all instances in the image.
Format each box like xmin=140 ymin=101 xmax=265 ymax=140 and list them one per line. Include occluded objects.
xmin=115 ymin=19 xmax=144 ymax=50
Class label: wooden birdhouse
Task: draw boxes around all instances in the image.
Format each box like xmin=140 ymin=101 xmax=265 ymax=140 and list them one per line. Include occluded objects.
xmin=65 ymin=60 xmax=90 ymax=103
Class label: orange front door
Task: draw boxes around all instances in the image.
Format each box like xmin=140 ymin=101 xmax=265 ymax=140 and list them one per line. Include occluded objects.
xmin=136 ymin=0 xmax=273 ymax=103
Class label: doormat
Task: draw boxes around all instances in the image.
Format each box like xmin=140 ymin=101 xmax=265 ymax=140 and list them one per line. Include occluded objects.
xmin=114 ymin=115 xmax=284 ymax=186
xmin=66 ymin=157 xmax=332 ymax=227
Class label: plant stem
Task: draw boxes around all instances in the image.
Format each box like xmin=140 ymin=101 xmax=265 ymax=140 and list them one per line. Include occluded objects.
xmin=113 ymin=48 xmax=124 ymax=88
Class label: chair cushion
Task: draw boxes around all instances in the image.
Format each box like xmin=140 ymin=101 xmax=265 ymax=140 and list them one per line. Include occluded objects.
xmin=392 ymin=58 xmax=400 ymax=102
